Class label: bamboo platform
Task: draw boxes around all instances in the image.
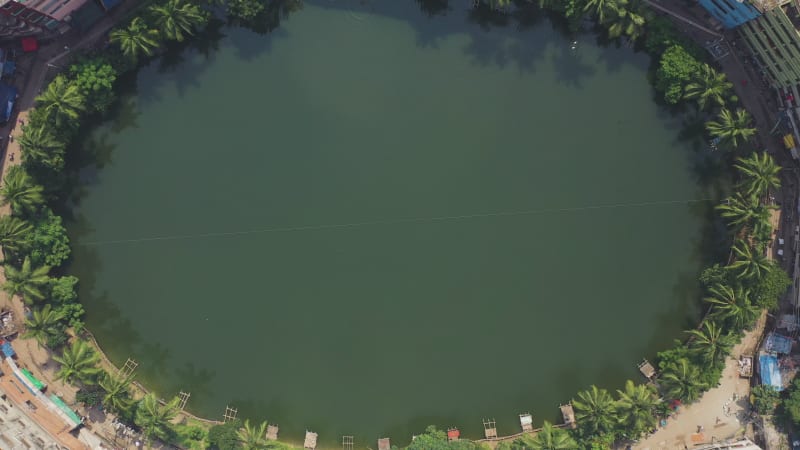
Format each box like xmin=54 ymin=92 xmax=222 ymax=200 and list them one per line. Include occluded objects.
xmin=378 ymin=437 xmax=391 ymax=450
xmin=638 ymin=359 xmax=656 ymax=379
xmin=304 ymin=431 xmax=318 ymax=449
xmin=266 ymin=424 xmax=279 ymax=440
xmin=560 ymin=404 xmax=576 ymax=429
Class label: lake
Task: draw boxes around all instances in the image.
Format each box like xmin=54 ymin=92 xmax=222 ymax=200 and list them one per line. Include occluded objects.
xmin=68 ymin=1 xmax=716 ymax=446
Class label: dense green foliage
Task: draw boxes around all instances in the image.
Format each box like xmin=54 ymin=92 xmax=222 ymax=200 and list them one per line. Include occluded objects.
xmin=208 ymin=420 xmax=243 ymax=450
xmin=751 ymin=384 xmax=780 ymax=415
xmin=655 ymin=45 xmax=702 ymax=105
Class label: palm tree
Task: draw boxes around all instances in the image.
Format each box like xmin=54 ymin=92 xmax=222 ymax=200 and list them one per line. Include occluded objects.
xmin=18 ymin=125 xmax=66 ymax=170
xmin=705 ymin=281 xmax=759 ymax=330
xmin=716 ymin=192 xmax=774 ymax=237
xmin=729 ymin=240 xmax=771 ymax=282
xmin=735 ymin=152 xmax=781 ymax=200
xmin=583 ymin=0 xmax=624 ymax=23
xmin=53 ymin=340 xmax=102 ymax=385
xmin=706 ymin=108 xmax=757 ymax=149
xmin=0 ymin=216 xmax=32 ymax=254
xmin=135 ymin=393 xmax=180 ymax=445
xmin=686 ymin=320 xmax=735 ymax=365
xmin=238 ymin=419 xmax=268 ymax=450
xmin=110 ymin=17 xmax=160 ymax=61
xmin=3 ymin=256 xmax=51 ymax=304
xmin=0 ymin=166 xmax=44 ymax=215
xmin=572 ymin=385 xmax=616 ymax=435
xmin=22 ymin=304 xmax=64 ymax=346
xmin=519 ymin=421 xmax=577 ymax=450
xmin=660 ymin=359 xmax=707 ymax=402
xmin=99 ymin=371 xmax=135 ymax=414
xmin=607 ymin=7 xmax=646 ymax=41
xmin=150 ymin=0 xmax=206 ymax=42
xmin=34 ymin=75 xmax=85 ymax=129
xmin=615 ymin=380 xmax=659 ymax=437
xmin=683 ymin=64 xmax=733 ymax=110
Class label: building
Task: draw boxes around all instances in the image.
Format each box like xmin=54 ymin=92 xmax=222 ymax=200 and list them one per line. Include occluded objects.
xmin=697 ymin=0 xmax=762 ymax=28
xmin=0 ymin=0 xmax=93 ymax=37
xmin=739 ymin=1 xmax=800 ymax=90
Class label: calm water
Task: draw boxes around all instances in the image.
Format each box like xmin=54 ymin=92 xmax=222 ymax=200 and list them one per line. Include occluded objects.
xmin=68 ymin=1 xmax=714 ymax=446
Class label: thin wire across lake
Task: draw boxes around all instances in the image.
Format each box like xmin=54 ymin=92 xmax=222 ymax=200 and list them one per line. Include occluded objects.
xmin=79 ymin=198 xmax=712 ymax=246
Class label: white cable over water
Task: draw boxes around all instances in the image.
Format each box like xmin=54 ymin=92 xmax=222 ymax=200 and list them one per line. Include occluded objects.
xmin=78 ymin=198 xmax=713 ymax=246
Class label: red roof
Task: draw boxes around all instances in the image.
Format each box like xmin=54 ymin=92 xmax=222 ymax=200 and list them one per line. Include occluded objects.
xmin=20 ymin=37 xmax=38 ymax=53
xmin=447 ymin=429 xmax=460 ymax=440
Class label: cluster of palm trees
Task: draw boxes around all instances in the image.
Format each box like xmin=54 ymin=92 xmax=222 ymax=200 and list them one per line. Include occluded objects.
xmin=582 ymin=0 xmax=648 ymax=41
xmin=680 ymin=62 xmax=757 ymax=151
xmin=110 ymin=0 xmax=208 ymax=62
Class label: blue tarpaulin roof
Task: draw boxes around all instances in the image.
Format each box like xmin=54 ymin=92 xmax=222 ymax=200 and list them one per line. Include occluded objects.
xmin=1 ymin=342 xmax=14 ymax=358
xmin=100 ymin=0 xmax=121 ymax=10
xmin=760 ymin=354 xmax=783 ymax=391
xmin=0 ymin=83 xmax=17 ymax=122
xmin=764 ymin=333 xmax=793 ymax=354
xmin=3 ymin=61 xmax=16 ymax=76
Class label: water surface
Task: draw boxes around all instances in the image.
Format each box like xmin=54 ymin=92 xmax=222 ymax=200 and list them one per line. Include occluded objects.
xmin=69 ymin=2 xmax=712 ymax=446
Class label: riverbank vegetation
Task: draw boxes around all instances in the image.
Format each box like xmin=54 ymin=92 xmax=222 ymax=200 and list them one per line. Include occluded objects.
xmin=0 ymin=0 xmax=790 ymax=448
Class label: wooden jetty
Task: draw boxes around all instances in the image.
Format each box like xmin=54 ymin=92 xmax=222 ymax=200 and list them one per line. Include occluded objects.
xmin=378 ymin=437 xmax=391 ymax=450
xmin=482 ymin=418 xmax=497 ymax=439
xmin=342 ymin=436 xmax=353 ymax=450
xmin=519 ymin=413 xmax=533 ymax=432
xmin=447 ymin=428 xmax=460 ymax=441
xmin=559 ymin=404 xmax=576 ymax=429
xmin=266 ymin=424 xmax=279 ymax=441
xmin=638 ymin=359 xmax=657 ymax=380
xmin=304 ymin=431 xmax=318 ymax=449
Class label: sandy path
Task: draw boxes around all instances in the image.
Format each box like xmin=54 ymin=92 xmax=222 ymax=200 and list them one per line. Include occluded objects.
xmin=635 ymin=313 xmax=765 ymax=450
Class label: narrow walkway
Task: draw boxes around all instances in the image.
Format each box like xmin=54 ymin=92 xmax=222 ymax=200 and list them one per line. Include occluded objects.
xmin=634 ymin=314 xmax=765 ymax=449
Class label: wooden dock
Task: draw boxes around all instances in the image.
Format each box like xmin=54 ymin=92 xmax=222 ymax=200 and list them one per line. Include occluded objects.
xmin=560 ymin=404 xmax=576 ymax=429
xmin=519 ymin=413 xmax=533 ymax=432
xmin=304 ymin=431 xmax=318 ymax=449
xmin=266 ymin=424 xmax=279 ymax=440
xmin=482 ymin=418 xmax=497 ymax=439
xmin=378 ymin=437 xmax=391 ymax=450
xmin=638 ymin=359 xmax=657 ymax=380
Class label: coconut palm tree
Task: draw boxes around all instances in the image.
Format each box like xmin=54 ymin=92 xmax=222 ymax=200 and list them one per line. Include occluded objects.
xmin=584 ymin=0 xmax=624 ymax=23
xmin=0 ymin=166 xmax=44 ymax=215
xmin=615 ymin=380 xmax=658 ymax=438
xmin=607 ymin=6 xmax=645 ymax=41
xmin=238 ymin=419 xmax=268 ymax=450
xmin=110 ymin=17 xmax=161 ymax=61
xmin=519 ymin=421 xmax=577 ymax=450
xmin=18 ymin=125 xmax=66 ymax=170
xmin=683 ymin=64 xmax=733 ymax=110
xmin=735 ymin=152 xmax=781 ymax=200
xmin=660 ymin=359 xmax=707 ymax=402
xmin=706 ymin=108 xmax=757 ymax=149
xmin=150 ymin=0 xmax=207 ymax=42
xmin=729 ymin=240 xmax=771 ymax=282
xmin=716 ymin=192 xmax=774 ymax=237
xmin=0 ymin=216 xmax=32 ymax=254
xmin=705 ymin=281 xmax=759 ymax=330
xmin=135 ymin=393 xmax=180 ymax=446
xmin=53 ymin=340 xmax=102 ymax=385
xmin=686 ymin=320 xmax=735 ymax=365
xmin=3 ymin=256 xmax=51 ymax=304
xmin=34 ymin=75 xmax=85 ymax=129
xmin=99 ymin=371 xmax=135 ymax=414
xmin=572 ymin=385 xmax=616 ymax=435
xmin=22 ymin=304 xmax=64 ymax=347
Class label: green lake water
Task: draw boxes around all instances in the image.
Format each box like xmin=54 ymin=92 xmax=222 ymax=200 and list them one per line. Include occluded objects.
xmin=68 ymin=1 xmax=717 ymax=446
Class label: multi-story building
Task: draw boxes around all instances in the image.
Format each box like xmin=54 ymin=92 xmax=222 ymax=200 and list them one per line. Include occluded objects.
xmin=697 ymin=0 xmax=762 ymax=28
xmin=738 ymin=1 xmax=800 ymax=91
xmin=0 ymin=0 xmax=91 ymax=37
